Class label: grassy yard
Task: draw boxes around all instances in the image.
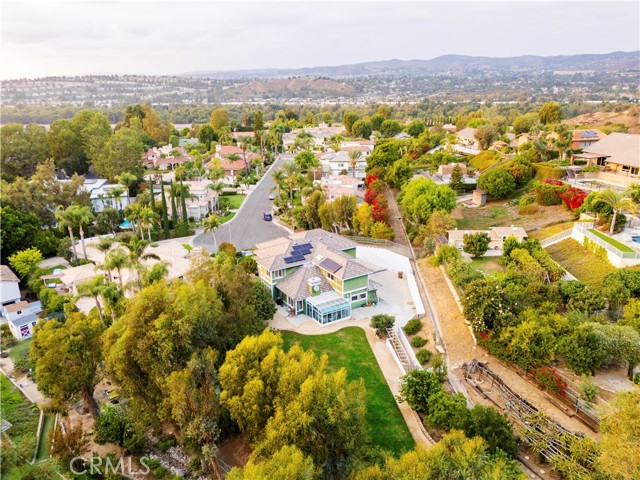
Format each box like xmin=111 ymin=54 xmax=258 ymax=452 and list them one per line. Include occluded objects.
xmin=282 ymin=328 xmax=415 ymax=456
xmin=528 ymin=221 xmax=574 ymax=241
xmin=469 ymin=151 xmax=500 ymax=171
xmin=220 ymin=212 xmax=236 ymax=224
xmin=221 ymin=194 xmax=246 ymax=210
xmin=35 ymin=414 xmax=55 ymax=461
xmin=9 ymin=339 xmax=31 ymax=363
xmin=455 ymin=205 xmax=509 ymax=230
xmin=546 ymin=238 xmax=616 ymax=288
xmin=589 ymin=229 xmax=635 ymax=253
xmin=470 ymin=257 xmax=506 ymax=275
xmin=0 ymin=374 xmax=39 ymax=457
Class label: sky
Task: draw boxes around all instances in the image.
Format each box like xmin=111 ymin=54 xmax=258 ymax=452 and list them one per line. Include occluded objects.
xmin=2 ymin=0 xmax=639 ymax=79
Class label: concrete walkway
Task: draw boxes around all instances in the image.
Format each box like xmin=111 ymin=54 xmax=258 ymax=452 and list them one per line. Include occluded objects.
xmin=270 ymin=311 xmax=433 ymax=447
xmin=0 ymin=351 xmax=49 ymax=407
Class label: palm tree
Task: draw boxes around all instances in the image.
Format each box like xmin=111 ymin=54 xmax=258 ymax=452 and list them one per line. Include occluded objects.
xmin=100 ymin=281 xmax=122 ymax=323
xmin=282 ymin=162 xmax=302 ymax=206
xmin=74 ymin=205 xmax=95 ymax=261
xmin=626 ymin=183 xmax=640 ymax=203
xmin=551 ymin=125 xmax=572 ymax=163
xmin=94 ymin=238 xmax=114 ymax=281
xmin=109 ymin=186 xmax=126 ymax=210
xmin=348 ymin=150 xmax=362 ymax=178
xmin=115 ymin=172 xmax=138 ymax=208
xmin=202 ymin=214 xmax=222 ymax=251
xmin=208 ymin=182 xmax=224 ymax=212
xmin=271 ymin=169 xmax=285 ymax=198
xmin=175 ymin=165 xmax=188 ymax=182
xmin=103 ymin=248 xmax=129 ymax=292
xmin=55 ymin=206 xmax=79 ymax=264
xmin=597 ymin=189 xmax=638 ymax=234
xmin=138 ymin=206 xmax=157 ymax=241
xmin=125 ymin=202 xmax=144 ymax=239
xmin=119 ymin=237 xmax=161 ymax=292
xmin=77 ymin=276 xmax=107 ymax=324
xmin=239 ymin=138 xmax=252 ymax=175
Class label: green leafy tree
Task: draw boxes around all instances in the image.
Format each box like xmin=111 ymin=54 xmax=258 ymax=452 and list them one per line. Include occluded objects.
xmin=405 ymin=120 xmax=426 ymax=137
xmin=397 ymin=369 xmax=443 ymax=414
xmin=304 ymin=190 xmax=326 ymax=230
xmin=228 ymin=446 xmax=315 ymax=480
xmin=93 ymin=127 xmax=144 ymax=181
xmin=463 ymin=278 xmax=515 ymax=333
xmin=31 ymin=313 xmax=104 ymax=417
xmin=8 ymin=247 xmax=43 ymax=280
xmin=294 ymin=151 xmax=319 ymax=171
xmin=351 ymin=119 xmax=373 ymax=139
xmin=369 ymin=221 xmax=395 ymax=240
xmin=499 ymin=320 xmax=557 ymax=371
xmin=343 ymin=111 xmax=360 ymax=135
xmin=198 ymin=124 xmax=216 ymax=151
xmin=474 ymin=124 xmax=500 ymax=150
xmin=539 ymin=102 xmax=563 ymax=124
xmin=0 ymin=206 xmax=41 ymax=262
xmin=463 ymin=232 xmax=491 ymax=258
xmin=463 ymin=405 xmax=519 ymax=458
xmin=398 ymin=178 xmax=457 ymax=227
xmin=385 ymin=158 xmax=413 ymax=188
xmin=477 ymin=168 xmax=516 ymax=199
xmin=449 ymin=164 xmax=464 ymax=193
xmin=380 ymin=120 xmax=403 ymax=137
xmin=0 ymin=123 xmax=50 ymax=181
xmin=210 ymin=108 xmax=230 ymax=132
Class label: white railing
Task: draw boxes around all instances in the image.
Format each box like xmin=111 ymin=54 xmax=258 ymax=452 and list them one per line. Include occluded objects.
xmin=539 ymin=228 xmax=573 ymax=247
xmin=583 ymin=228 xmax=640 ymax=260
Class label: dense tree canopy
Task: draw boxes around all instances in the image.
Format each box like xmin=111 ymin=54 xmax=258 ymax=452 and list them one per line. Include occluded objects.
xmin=398 ymin=178 xmax=456 ymax=226
xmin=0 ymin=123 xmax=50 ymax=182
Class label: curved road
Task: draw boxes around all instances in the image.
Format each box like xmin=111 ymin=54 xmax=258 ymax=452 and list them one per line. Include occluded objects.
xmin=193 ymin=154 xmax=293 ymax=252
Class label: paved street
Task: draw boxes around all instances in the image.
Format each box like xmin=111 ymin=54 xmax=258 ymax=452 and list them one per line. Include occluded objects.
xmin=193 ymin=153 xmax=293 ymax=252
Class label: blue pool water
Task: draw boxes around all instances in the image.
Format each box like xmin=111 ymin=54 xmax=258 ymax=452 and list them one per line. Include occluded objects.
xmin=119 ymin=220 xmax=133 ymax=229
xmin=632 ymin=236 xmax=640 ymax=244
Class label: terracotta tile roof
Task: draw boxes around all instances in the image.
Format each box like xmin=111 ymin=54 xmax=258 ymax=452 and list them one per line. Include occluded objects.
xmin=0 ymin=265 xmax=19 ymax=283
xmin=219 ymin=158 xmax=247 ymax=170
xmin=217 ymin=145 xmax=244 ymax=155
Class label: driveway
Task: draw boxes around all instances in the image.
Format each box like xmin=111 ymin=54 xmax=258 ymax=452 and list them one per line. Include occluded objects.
xmin=193 ymin=154 xmax=293 ymax=252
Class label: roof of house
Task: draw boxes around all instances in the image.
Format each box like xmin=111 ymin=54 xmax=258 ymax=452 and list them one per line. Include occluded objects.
xmin=217 ymin=145 xmax=244 ymax=156
xmin=582 ymin=133 xmax=640 ymax=168
xmin=276 ymin=263 xmax=333 ymax=301
xmin=60 ymin=264 xmax=100 ymax=286
xmin=9 ymin=313 xmax=39 ymax=329
xmin=0 ymin=266 xmax=19 ymax=283
xmin=218 ymin=158 xmax=247 ymax=171
xmin=4 ymin=301 xmax=28 ymax=313
xmin=255 ymin=229 xmax=360 ymax=274
xmin=394 ymin=132 xmax=411 ymax=139
xmin=572 ymin=129 xmax=605 ymax=141
xmin=311 ymin=242 xmax=373 ymax=280
xmin=457 ymin=127 xmax=477 ymax=140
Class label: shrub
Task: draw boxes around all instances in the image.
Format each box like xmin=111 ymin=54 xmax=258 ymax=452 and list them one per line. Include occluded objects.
xmin=404 ymin=318 xmax=422 ymax=336
xmin=434 ymin=245 xmax=461 ymax=265
xmin=579 ymin=375 xmax=600 ymax=404
xmin=534 ymin=163 xmax=565 ymax=180
xmin=416 ymin=349 xmax=432 ymax=365
xmin=410 ymin=336 xmax=427 ymax=348
xmin=534 ymin=179 xmax=569 ymax=206
xmin=477 ymin=168 xmax=516 ymax=199
xmin=370 ymin=314 xmax=395 ymax=336
xmin=156 ymin=436 xmax=176 ymax=453
xmin=560 ymin=187 xmax=587 ymax=211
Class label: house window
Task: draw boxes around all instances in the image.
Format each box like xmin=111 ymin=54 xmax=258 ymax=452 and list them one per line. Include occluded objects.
xmin=272 ymin=269 xmax=286 ymax=279
xmin=622 ymin=165 xmax=639 ymax=175
xmin=351 ymin=292 xmax=367 ymax=301
xmin=327 ymin=272 xmax=335 ymax=281
xmin=16 ymin=310 xmax=22 ymax=315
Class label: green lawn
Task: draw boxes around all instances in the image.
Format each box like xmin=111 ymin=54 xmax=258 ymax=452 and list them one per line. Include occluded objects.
xmin=470 ymin=257 xmax=506 ymax=275
xmin=546 ymin=238 xmax=616 ymax=288
xmin=220 ymin=212 xmax=236 ymax=224
xmin=35 ymin=414 xmax=55 ymax=461
xmin=0 ymin=374 xmax=39 ymax=456
xmin=529 ymin=222 xmax=574 ymax=241
xmin=589 ymin=229 xmax=634 ymax=253
xmin=9 ymin=339 xmax=31 ymax=363
xmin=222 ymin=194 xmax=246 ymax=210
xmin=282 ymin=328 xmax=415 ymax=456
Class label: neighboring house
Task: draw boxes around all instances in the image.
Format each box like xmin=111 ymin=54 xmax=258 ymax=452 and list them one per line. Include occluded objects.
xmin=340 ymin=140 xmax=375 ymax=153
xmin=207 ymin=145 xmax=259 ymax=184
xmin=447 ymin=226 xmax=528 ymax=253
xmin=320 ymin=175 xmax=365 ymax=203
xmin=232 ymin=131 xmax=255 ymax=141
xmin=514 ymin=133 xmax=531 ymax=149
xmin=319 ymin=150 xmax=367 ymax=179
xmin=394 ymin=132 xmax=411 ymax=139
xmin=143 ymin=145 xmax=192 ymax=171
xmin=570 ymin=129 xmax=606 ymax=150
xmin=255 ymin=229 xmax=379 ymax=324
xmin=456 ymin=127 xmax=478 ymax=148
xmin=0 ymin=265 xmax=21 ymax=307
xmin=283 ymin=123 xmax=345 ymax=150
xmin=437 ymin=163 xmax=468 ymax=176
xmin=442 ymin=124 xmax=457 ymax=133
xmin=574 ymin=133 xmax=640 ymax=183
xmin=82 ymin=179 xmax=132 ymax=212
xmin=178 ymin=138 xmax=199 ymax=148
xmin=5 ymin=301 xmax=43 ymax=341
xmin=183 ymin=180 xmax=217 ymax=220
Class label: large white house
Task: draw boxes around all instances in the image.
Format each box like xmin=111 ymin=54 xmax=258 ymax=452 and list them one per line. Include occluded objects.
xmin=81 ymin=179 xmax=132 ymax=212
xmin=1 ymin=265 xmax=43 ymax=341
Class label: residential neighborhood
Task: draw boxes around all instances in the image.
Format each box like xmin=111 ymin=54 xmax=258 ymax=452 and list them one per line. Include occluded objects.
xmin=1 ymin=2 xmax=639 ymax=479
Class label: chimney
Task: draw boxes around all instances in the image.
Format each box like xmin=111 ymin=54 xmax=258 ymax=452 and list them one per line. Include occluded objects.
xmin=308 ymin=277 xmax=321 ymax=296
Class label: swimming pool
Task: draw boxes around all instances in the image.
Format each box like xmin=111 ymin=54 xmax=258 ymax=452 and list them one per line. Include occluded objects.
xmin=119 ymin=220 xmax=133 ymax=229
xmin=632 ymin=236 xmax=640 ymax=244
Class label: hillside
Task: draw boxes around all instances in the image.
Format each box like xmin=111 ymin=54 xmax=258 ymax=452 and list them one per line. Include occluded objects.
xmin=564 ymin=109 xmax=640 ymax=134
xmin=235 ymin=77 xmax=355 ymax=98
xmin=184 ymin=51 xmax=640 ymax=78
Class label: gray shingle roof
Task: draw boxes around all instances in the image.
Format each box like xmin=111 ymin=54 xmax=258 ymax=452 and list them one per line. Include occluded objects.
xmin=276 ymin=264 xmax=333 ymax=301
xmin=0 ymin=265 xmax=19 ymax=283
xmin=583 ymin=133 xmax=640 ymax=168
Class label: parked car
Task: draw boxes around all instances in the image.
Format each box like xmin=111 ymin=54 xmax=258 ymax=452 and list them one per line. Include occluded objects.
xmin=268 ymin=193 xmax=276 ymax=200
xmin=263 ymin=212 xmax=273 ymax=221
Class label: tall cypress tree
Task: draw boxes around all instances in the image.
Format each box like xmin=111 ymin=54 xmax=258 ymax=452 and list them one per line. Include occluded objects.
xmin=170 ymin=182 xmax=179 ymax=226
xmin=160 ymin=180 xmax=170 ymax=238
xmin=150 ymin=177 xmax=157 ymax=214
xmin=180 ymin=184 xmax=189 ymax=223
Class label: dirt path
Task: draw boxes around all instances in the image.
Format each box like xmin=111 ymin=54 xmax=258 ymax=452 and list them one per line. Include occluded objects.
xmin=385 ymin=187 xmax=411 ymax=247
xmin=270 ymin=312 xmax=434 ymax=447
xmin=417 ymin=259 xmax=599 ymax=440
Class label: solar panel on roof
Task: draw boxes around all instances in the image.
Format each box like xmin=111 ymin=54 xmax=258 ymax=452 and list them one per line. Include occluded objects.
xmin=284 ymin=255 xmax=305 ymax=264
xmin=320 ymin=258 xmax=342 ymax=273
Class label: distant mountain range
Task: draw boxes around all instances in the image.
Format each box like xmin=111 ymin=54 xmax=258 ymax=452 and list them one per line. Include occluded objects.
xmin=184 ymin=51 xmax=640 ymax=78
